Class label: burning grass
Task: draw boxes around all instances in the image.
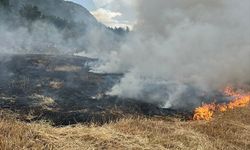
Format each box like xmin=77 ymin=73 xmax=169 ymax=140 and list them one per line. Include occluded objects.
xmin=1 ymin=105 xmax=250 ymax=150
xmin=193 ymin=86 xmax=250 ymax=121
xmin=0 ymin=55 xmax=249 ymax=149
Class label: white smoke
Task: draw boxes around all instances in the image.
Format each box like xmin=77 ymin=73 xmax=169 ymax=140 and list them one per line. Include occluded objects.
xmin=93 ymin=0 xmax=250 ymax=109
xmin=0 ymin=0 xmax=124 ymax=55
xmin=0 ymin=21 xmax=70 ymax=54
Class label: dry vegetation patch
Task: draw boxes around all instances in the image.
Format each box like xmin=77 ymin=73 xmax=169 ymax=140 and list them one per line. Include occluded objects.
xmin=49 ymin=81 xmax=64 ymax=89
xmin=0 ymin=106 xmax=250 ymax=150
xmin=0 ymin=117 xmax=53 ymax=150
xmin=52 ymin=65 xmax=81 ymax=72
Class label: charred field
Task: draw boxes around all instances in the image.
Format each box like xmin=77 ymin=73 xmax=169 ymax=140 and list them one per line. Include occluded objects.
xmin=0 ymin=54 xmax=250 ymax=150
xmin=1 ymin=0 xmax=250 ymax=149
xmin=0 ymin=54 xmax=184 ymax=126
xmin=0 ymin=54 xmax=249 ymax=150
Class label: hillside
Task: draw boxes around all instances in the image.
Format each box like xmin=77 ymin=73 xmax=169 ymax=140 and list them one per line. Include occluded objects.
xmin=0 ymin=0 xmax=127 ymax=54
xmin=9 ymin=0 xmax=98 ymax=25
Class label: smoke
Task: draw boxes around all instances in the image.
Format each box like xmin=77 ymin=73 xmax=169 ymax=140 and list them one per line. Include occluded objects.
xmin=0 ymin=21 xmax=68 ymax=54
xmin=0 ymin=0 xmax=121 ymax=55
xmin=93 ymin=0 xmax=250 ymax=109
xmin=0 ymin=4 xmax=72 ymax=54
xmin=1 ymin=0 xmax=250 ymax=110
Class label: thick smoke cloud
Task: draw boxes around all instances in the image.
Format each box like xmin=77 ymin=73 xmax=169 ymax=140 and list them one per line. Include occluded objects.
xmin=0 ymin=0 xmax=121 ymax=55
xmin=0 ymin=21 xmax=69 ymax=54
xmin=0 ymin=5 xmax=73 ymax=54
xmin=94 ymin=0 xmax=250 ymax=109
xmin=1 ymin=0 xmax=250 ymax=110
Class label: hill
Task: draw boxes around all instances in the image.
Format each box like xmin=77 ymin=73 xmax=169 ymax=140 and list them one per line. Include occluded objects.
xmin=0 ymin=0 xmax=127 ymax=54
xmin=9 ymin=0 xmax=98 ymax=25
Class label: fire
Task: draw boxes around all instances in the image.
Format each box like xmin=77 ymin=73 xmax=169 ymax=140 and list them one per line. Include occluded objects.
xmin=193 ymin=103 xmax=216 ymax=121
xmin=193 ymin=86 xmax=250 ymax=121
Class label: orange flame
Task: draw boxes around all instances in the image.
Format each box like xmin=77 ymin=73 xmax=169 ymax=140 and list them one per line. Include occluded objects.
xmin=193 ymin=86 xmax=250 ymax=121
xmin=193 ymin=103 xmax=216 ymax=121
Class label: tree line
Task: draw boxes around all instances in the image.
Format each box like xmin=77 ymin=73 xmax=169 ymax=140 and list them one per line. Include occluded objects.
xmin=1 ymin=0 xmax=128 ymax=35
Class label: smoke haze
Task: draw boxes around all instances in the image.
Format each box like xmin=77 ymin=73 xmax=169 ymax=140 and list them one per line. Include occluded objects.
xmin=93 ymin=0 xmax=250 ymax=109
xmin=0 ymin=0 xmax=123 ymax=55
xmin=1 ymin=0 xmax=250 ymax=110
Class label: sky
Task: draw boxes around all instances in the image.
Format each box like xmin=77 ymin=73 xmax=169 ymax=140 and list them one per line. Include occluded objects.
xmin=68 ymin=0 xmax=136 ymax=29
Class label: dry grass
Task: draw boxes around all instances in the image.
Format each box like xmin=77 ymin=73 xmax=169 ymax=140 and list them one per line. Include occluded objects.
xmin=1 ymin=106 xmax=250 ymax=150
xmin=0 ymin=117 xmax=53 ymax=150
xmin=52 ymin=65 xmax=81 ymax=72
xmin=49 ymin=81 xmax=64 ymax=89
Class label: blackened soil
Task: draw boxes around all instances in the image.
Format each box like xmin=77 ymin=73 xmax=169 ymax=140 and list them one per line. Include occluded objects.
xmin=0 ymin=54 xmax=186 ymax=125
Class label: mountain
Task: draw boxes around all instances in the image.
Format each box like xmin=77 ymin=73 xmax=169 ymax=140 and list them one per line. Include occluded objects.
xmin=9 ymin=0 xmax=98 ymax=26
xmin=0 ymin=0 xmax=127 ymax=54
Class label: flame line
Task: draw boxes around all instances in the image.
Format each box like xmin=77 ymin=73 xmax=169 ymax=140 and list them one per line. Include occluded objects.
xmin=193 ymin=86 xmax=250 ymax=121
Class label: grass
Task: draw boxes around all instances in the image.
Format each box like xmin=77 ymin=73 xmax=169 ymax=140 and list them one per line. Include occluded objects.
xmin=0 ymin=106 xmax=250 ymax=150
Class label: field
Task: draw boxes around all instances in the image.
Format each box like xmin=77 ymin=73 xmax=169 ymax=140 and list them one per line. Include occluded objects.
xmin=0 ymin=54 xmax=180 ymax=126
xmin=0 ymin=54 xmax=249 ymax=150
xmin=1 ymin=105 xmax=250 ymax=150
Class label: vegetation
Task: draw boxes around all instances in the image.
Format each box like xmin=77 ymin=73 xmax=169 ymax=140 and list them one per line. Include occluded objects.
xmin=19 ymin=4 xmax=69 ymax=29
xmin=108 ymin=26 xmax=130 ymax=35
xmin=18 ymin=3 xmax=128 ymax=36
xmin=1 ymin=105 xmax=249 ymax=150
xmin=0 ymin=0 xmax=9 ymax=8
xmin=20 ymin=5 xmax=42 ymax=21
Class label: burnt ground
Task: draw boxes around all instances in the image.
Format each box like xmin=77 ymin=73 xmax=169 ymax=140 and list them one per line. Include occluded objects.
xmin=0 ymin=54 xmax=185 ymax=125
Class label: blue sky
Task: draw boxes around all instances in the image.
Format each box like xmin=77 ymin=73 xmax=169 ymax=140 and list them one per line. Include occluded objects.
xmin=68 ymin=0 xmax=136 ymax=29
xmin=69 ymin=0 xmax=96 ymax=11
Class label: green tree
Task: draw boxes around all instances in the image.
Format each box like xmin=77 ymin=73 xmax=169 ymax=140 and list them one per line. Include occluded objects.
xmin=20 ymin=5 xmax=42 ymax=21
xmin=0 ymin=0 xmax=9 ymax=7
